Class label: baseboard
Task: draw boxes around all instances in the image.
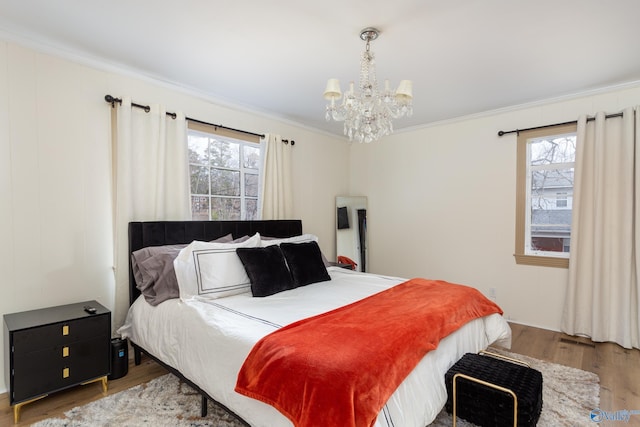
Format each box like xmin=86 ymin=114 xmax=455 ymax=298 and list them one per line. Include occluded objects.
xmin=507 ymin=319 xmax=561 ymax=333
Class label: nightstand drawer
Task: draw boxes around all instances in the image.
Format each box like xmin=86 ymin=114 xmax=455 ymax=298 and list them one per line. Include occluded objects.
xmin=12 ymin=315 xmax=109 ymax=353
xmin=12 ymin=335 xmax=110 ymax=402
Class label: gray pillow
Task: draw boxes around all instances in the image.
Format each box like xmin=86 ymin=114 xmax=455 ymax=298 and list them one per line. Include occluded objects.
xmin=131 ymin=233 xmax=233 ymax=305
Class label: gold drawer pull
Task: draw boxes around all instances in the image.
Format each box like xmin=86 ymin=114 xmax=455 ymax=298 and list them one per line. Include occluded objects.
xmin=62 ymin=325 xmax=69 ymax=336
xmin=62 ymin=346 xmax=69 ymax=357
xmin=63 ymin=368 xmax=69 ymax=378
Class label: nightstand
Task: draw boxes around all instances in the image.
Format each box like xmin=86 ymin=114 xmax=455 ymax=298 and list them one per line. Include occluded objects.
xmin=328 ymin=261 xmax=354 ymax=270
xmin=3 ymin=300 xmax=111 ymax=423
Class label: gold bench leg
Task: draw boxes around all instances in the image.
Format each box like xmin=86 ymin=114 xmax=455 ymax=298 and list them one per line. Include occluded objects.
xmin=13 ymin=395 xmax=48 ymax=423
xmin=453 ymin=373 xmax=518 ymax=427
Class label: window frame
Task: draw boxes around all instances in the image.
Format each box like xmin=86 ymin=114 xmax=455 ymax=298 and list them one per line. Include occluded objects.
xmin=187 ymin=121 xmax=262 ymax=221
xmin=514 ymin=123 xmax=576 ymax=268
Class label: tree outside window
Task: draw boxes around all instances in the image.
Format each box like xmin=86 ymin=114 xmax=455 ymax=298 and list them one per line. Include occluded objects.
xmin=188 ymin=129 xmax=261 ymax=220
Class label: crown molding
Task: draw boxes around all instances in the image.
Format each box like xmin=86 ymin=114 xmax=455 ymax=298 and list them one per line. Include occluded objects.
xmin=0 ymin=26 xmax=342 ymax=140
xmin=396 ymin=79 xmax=640 ymax=135
xmin=2 ymin=25 xmax=638 ymax=142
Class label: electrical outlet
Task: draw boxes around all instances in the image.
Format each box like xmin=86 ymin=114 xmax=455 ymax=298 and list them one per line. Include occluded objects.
xmin=488 ymin=287 xmax=497 ymax=299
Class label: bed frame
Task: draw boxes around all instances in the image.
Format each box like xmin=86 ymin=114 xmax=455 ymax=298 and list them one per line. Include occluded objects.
xmin=126 ymin=219 xmax=303 ymax=422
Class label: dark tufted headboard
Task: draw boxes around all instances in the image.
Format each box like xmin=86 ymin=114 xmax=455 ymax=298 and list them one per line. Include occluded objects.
xmin=128 ymin=220 xmax=303 ymax=305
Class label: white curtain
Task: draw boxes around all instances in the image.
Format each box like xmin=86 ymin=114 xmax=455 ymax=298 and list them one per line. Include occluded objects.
xmin=561 ymin=107 xmax=640 ymax=349
xmin=112 ymin=97 xmax=191 ymax=328
xmin=259 ymin=133 xmax=293 ymax=219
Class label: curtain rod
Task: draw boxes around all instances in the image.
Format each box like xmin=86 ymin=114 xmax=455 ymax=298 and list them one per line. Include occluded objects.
xmin=497 ymin=112 xmax=625 ymax=137
xmin=104 ymin=95 xmax=295 ymax=145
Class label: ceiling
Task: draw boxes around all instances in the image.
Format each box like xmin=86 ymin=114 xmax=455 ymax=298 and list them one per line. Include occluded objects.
xmin=1 ymin=0 xmax=640 ymax=137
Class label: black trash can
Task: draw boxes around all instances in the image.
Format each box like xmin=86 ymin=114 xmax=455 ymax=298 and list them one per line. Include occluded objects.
xmin=108 ymin=337 xmax=129 ymax=380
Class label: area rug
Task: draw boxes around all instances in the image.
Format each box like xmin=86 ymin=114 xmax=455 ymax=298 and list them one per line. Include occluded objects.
xmin=32 ymin=350 xmax=599 ymax=427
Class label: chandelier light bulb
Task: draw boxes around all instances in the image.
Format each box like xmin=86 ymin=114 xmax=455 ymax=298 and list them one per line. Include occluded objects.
xmin=323 ymin=27 xmax=413 ymax=143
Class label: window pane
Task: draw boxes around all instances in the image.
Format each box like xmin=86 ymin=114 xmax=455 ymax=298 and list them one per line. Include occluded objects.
xmin=531 ymin=237 xmax=570 ymax=253
xmin=190 ymin=165 xmax=209 ymax=194
xmin=529 ymin=209 xmax=572 ymax=244
xmin=245 ymin=173 xmax=258 ymax=197
xmin=530 ymin=135 xmax=576 ymax=165
xmin=188 ymin=135 xmax=209 ymax=165
xmin=210 ymin=139 xmax=239 ymax=168
xmin=531 ymin=168 xmax=574 ymax=209
xmin=191 ymin=196 xmax=209 ymax=220
xmin=210 ymin=197 xmax=240 ymax=220
xmin=246 ymin=199 xmax=258 ymax=220
xmin=529 ymin=168 xmax=572 ymax=254
xmin=188 ymin=128 xmax=262 ymax=222
xmin=211 ymin=168 xmax=240 ymax=196
xmin=244 ymin=145 xmax=260 ymax=169
xmin=188 ymin=134 xmax=209 ymax=164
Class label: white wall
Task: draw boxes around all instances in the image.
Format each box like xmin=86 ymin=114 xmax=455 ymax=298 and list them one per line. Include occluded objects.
xmin=349 ymin=84 xmax=640 ymax=332
xmin=0 ymin=40 xmax=348 ymax=393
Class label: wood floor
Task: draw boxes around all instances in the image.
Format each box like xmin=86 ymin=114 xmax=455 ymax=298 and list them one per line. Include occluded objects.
xmin=0 ymin=355 xmax=169 ymax=426
xmin=508 ymin=323 xmax=640 ymax=425
xmin=1 ymin=322 xmax=639 ymax=426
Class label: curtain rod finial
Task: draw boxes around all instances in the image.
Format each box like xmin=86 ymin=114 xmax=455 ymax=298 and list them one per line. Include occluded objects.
xmin=104 ymin=94 xmax=122 ymax=108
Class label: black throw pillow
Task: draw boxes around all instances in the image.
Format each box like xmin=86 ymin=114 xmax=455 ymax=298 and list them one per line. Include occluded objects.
xmin=280 ymin=241 xmax=331 ymax=287
xmin=236 ymin=245 xmax=294 ymax=297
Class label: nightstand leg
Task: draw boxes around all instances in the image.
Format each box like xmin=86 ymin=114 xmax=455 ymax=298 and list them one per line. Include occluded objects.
xmin=81 ymin=375 xmax=108 ymax=394
xmin=13 ymin=395 xmax=48 ymax=423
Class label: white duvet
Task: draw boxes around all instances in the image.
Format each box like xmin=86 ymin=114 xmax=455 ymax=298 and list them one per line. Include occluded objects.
xmin=118 ymin=267 xmax=511 ymax=427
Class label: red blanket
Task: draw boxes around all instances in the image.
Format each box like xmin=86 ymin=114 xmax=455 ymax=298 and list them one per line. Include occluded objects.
xmin=235 ymin=278 xmax=503 ymax=427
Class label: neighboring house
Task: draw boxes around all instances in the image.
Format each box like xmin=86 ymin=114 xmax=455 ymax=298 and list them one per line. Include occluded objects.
xmin=531 ymin=170 xmax=573 ymax=253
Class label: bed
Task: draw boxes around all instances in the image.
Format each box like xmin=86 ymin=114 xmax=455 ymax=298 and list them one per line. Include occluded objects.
xmin=118 ymin=220 xmax=511 ymax=427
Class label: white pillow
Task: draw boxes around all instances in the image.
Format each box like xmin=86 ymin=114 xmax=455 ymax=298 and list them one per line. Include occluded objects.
xmin=260 ymin=233 xmax=319 ymax=247
xmin=174 ymin=233 xmax=261 ymax=300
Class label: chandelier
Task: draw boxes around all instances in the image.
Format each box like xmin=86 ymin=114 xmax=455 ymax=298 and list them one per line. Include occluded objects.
xmin=323 ymin=27 xmax=413 ymax=143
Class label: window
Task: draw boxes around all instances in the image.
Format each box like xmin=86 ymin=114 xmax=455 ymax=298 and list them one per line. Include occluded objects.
xmin=187 ymin=122 xmax=262 ymax=220
xmin=515 ymin=123 xmax=576 ymax=268
xmin=555 ymin=192 xmax=568 ymax=208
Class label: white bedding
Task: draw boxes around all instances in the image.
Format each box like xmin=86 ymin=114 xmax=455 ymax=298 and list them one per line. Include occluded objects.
xmin=118 ymin=267 xmax=511 ymax=427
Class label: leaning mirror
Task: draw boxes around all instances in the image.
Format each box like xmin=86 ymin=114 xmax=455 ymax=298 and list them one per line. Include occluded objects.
xmin=335 ymin=196 xmax=368 ymax=272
